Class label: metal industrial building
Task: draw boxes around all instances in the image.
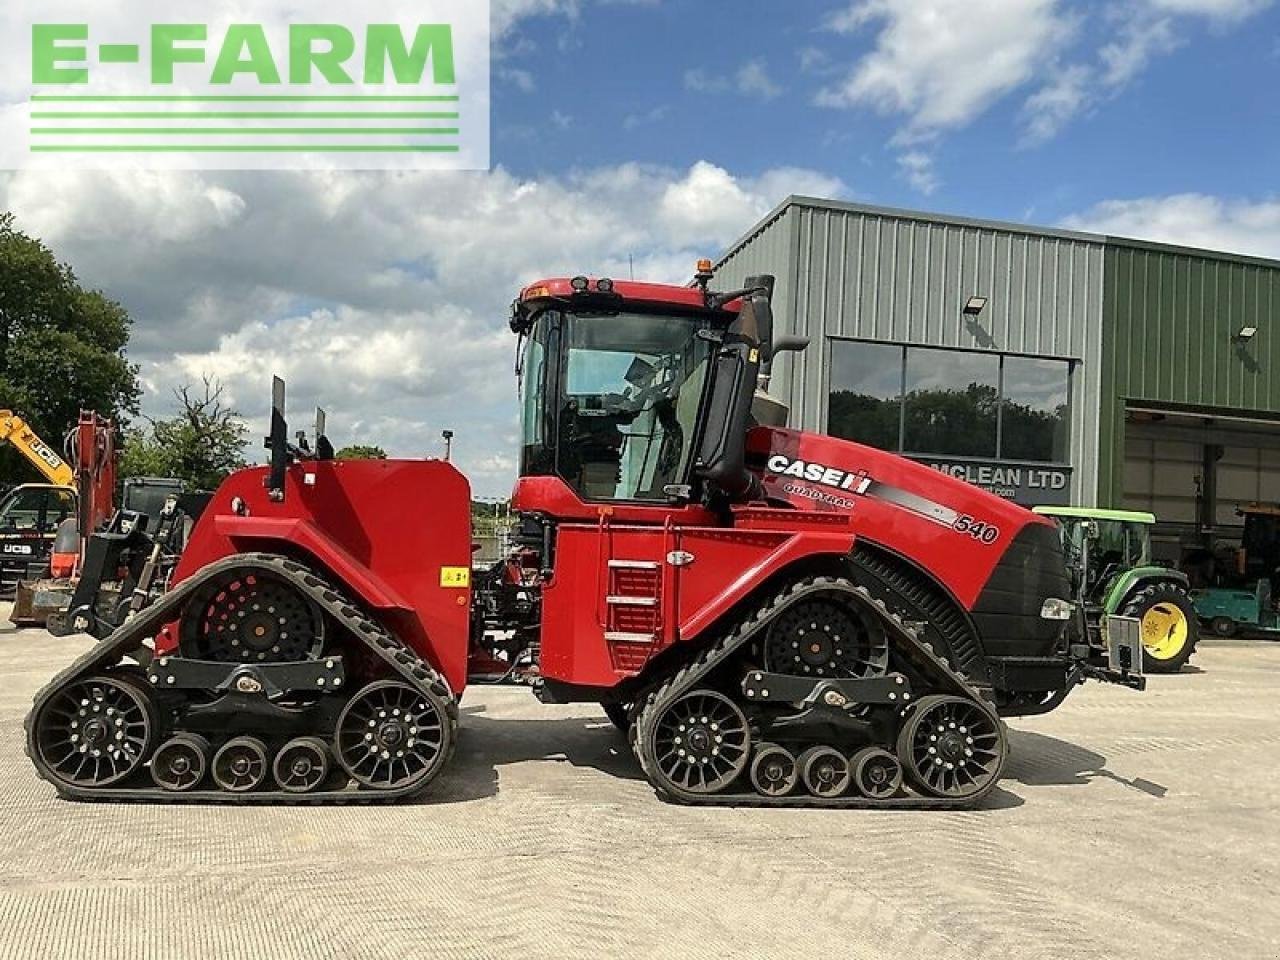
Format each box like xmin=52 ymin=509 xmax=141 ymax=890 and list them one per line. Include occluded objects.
xmin=715 ymin=196 xmax=1280 ymax=559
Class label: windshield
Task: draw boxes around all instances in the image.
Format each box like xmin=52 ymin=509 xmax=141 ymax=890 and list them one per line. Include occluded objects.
xmin=0 ymin=486 xmax=75 ymax=533
xmin=519 ymin=309 xmax=713 ymax=502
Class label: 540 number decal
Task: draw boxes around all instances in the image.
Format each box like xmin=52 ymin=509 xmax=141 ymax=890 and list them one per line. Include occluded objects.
xmin=953 ymin=514 xmax=1000 ymax=544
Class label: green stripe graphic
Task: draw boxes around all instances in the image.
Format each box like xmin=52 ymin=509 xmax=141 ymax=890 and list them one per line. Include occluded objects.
xmin=32 ymin=111 xmax=459 ymax=119
xmin=30 ymin=95 xmax=459 ymax=102
xmin=31 ymin=128 xmax=460 ymax=136
xmin=30 ymin=145 xmax=462 ymax=153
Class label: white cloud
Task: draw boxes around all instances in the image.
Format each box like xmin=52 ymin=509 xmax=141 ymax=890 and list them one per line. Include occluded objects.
xmin=735 ymin=61 xmax=783 ymax=101
xmin=623 ymin=105 xmax=670 ymax=130
xmin=1147 ymin=0 xmax=1272 ymax=18
xmin=1021 ymin=64 xmax=1092 ymax=145
xmin=684 ymin=61 xmax=784 ymax=101
xmin=1 ymin=162 xmax=847 ymax=496
xmin=819 ymin=0 xmax=1272 ymax=147
xmin=1061 ymin=193 xmax=1280 ymax=260
xmin=896 ymin=151 xmax=939 ymax=195
xmin=817 ymin=0 xmax=1075 ymax=138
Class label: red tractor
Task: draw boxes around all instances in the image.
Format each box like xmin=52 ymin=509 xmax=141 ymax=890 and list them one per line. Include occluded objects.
xmin=26 ymin=266 xmax=1142 ymax=806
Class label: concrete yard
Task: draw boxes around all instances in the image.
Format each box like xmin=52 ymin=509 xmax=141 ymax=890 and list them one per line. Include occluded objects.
xmin=1 ymin=615 xmax=1277 ymax=960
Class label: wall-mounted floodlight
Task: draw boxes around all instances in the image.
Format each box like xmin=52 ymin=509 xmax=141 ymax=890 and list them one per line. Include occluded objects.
xmin=1236 ymin=326 xmax=1258 ymax=341
xmin=963 ymin=296 xmax=988 ymax=316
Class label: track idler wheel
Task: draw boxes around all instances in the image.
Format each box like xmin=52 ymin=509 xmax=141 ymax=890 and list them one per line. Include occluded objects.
xmin=32 ymin=674 xmax=157 ymax=788
xmin=896 ymin=695 xmax=1007 ymax=800
xmin=798 ymin=746 xmax=851 ymax=797
xmin=647 ymin=689 xmax=751 ymax=795
xmin=212 ymin=736 xmax=269 ymax=792
xmin=273 ymin=737 xmax=331 ymax=793
xmin=750 ymin=743 xmax=799 ymax=797
xmin=334 ymin=680 xmax=452 ymax=792
xmin=151 ymin=733 xmax=211 ymax=792
xmin=850 ymin=746 xmax=903 ymax=799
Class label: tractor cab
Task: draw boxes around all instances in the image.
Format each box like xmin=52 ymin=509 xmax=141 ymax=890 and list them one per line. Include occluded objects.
xmin=509 ymin=268 xmax=800 ymax=517
xmin=1037 ymin=507 xmax=1155 ymax=599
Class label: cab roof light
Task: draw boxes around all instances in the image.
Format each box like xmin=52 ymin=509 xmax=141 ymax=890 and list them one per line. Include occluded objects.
xmin=570 ymin=276 xmax=590 ymax=292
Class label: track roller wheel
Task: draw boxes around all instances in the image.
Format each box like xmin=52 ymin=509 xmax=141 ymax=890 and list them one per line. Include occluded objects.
xmin=798 ymin=746 xmax=851 ymax=797
xmin=335 ymin=680 xmax=452 ymax=792
xmin=32 ymin=674 xmax=157 ymax=788
xmin=850 ymin=746 xmax=902 ymax=799
xmin=647 ymin=689 xmax=751 ymax=795
xmin=273 ymin=737 xmax=331 ymax=793
xmin=212 ymin=736 xmax=269 ymax=792
xmin=749 ymin=743 xmax=799 ymax=797
xmin=151 ymin=733 xmax=211 ymax=792
xmin=896 ymin=695 xmax=1006 ymax=800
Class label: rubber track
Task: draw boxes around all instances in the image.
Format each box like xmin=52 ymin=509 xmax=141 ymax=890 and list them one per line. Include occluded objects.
xmin=632 ymin=575 xmax=1008 ymax=809
xmin=850 ymin=545 xmax=987 ymax=682
xmin=25 ymin=553 xmax=459 ymax=804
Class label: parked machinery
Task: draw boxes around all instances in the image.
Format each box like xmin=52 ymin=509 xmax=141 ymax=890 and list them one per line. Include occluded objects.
xmin=25 ymin=266 xmax=1144 ymax=807
xmin=1034 ymin=507 xmax=1200 ymax=673
xmin=0 ymin=409 xmax=77 ymax=591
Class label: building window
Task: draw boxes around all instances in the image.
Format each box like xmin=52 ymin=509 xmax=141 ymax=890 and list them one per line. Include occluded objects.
xmin=903 ymin=347 xmax=999 ymax=458
xmin=827 ymin=339 xmax=1073 ymax=464
xmin=827 ymin=341 xmax=903 ymax=451
xmin=1000 ymin=356 xmax=1071 ymax=463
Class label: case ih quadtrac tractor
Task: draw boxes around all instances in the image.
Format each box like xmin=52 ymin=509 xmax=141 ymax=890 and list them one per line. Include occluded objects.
xmin=26 ymin=266 xmax=1143 ymax=807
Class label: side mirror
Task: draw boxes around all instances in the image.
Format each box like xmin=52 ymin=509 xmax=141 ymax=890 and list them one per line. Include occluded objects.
xmin=771 ymin=334 xmax=810 ymax=357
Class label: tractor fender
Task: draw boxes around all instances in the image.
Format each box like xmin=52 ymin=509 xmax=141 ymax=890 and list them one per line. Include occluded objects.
xmin=1104 ymin=565 xmax=1190 ymax=614
xmin=213 ymin=515 xmax=413 ymax=612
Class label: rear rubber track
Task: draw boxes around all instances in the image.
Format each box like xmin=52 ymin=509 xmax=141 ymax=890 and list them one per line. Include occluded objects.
xmin=25 ymin=553 xmax=459 ymax=804
xmin=632 ymin=575 xmax=1007 ymax=809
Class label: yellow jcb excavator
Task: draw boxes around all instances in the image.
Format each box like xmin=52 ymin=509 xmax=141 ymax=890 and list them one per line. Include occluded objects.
xmin=0 ymin=410 xmax=77 ymax=593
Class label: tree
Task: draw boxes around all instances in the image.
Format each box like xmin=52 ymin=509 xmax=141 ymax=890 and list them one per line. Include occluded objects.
xmin=335 ymin=444 xmax=387 ymax=460
xmin=0 ymin=213 xmax=141 ymax=483
xmin=120 ymin=376 xmax=249 ymax=491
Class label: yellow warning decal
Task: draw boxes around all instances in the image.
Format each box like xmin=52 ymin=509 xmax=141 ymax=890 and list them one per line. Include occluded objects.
xmin=440 ymin=566 xmax=471 ymax=588
xmin=748 ymin=348 xmax=759 ymax=363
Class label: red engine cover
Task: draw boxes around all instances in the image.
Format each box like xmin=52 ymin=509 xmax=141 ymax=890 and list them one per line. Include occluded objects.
xmin=747 ymin=426 xmax=1055 ymax=609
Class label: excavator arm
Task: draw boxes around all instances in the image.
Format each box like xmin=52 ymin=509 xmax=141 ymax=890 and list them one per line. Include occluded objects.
xmin=0 ymin=411 xmax=74 ymax=487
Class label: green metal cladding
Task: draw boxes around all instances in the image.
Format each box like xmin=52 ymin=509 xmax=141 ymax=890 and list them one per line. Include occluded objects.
xmin=1098 ymin=242 xmax=1280 ymax=506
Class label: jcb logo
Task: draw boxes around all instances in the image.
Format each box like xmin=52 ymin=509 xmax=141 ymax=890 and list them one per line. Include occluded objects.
xmin=29 ymin=439 xmax=64 ymax=470
xmin=2 ymin=544 xmax=33 ymax=555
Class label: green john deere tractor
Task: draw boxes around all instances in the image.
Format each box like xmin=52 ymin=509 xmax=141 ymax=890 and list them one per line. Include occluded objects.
xmin=1034 ymin=507 xmax=1199 ymax=673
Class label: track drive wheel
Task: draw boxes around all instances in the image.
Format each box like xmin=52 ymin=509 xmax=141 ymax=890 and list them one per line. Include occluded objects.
xmin=1121 ymin=582 xmax=1200 ymax=673
xmin=750 ymin=743 xmax=799 ymax=797
xmin=896 ymin=695 xmax=1006 ymax=801
xmin=645 ymin=689 xmax=751 ymax=795
xmin=798 ymin=746 xmax=851 ymax=798
xmin=334 ymin=680 xmax=452 ymax=792
xmin=850 ymin=746 xmax=902 ymax=799
xmin=32 ymin=674 xmax=157 ymax=789
xmin=212 ymin=737 xmax=269 ymax=792
xmin=151 ymin=733 xmax=211 ymax=792
xmin=180 ymin=569 xmax=326 ymax=663
xmin=761 ymin=596 xmax=889 ymax=679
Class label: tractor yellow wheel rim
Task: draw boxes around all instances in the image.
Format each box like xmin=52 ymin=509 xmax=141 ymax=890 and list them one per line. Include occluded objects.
xmin=1140 ymin=604 xmax=1188 ymax=660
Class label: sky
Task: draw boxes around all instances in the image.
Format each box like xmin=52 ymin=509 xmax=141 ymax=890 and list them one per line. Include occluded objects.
xmin=2 ymin=0 xmax=1279 ymax=497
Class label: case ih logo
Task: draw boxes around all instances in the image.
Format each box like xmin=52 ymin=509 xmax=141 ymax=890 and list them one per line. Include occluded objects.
xmin=4 ymin=0 xmax=490 ymax=171
xmin=765 ymin=455 xmax=872 ymax=494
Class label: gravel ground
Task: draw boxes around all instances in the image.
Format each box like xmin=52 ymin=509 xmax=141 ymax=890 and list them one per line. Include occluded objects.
xmin=1 ymin=615 xmax=1277 ymax=960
